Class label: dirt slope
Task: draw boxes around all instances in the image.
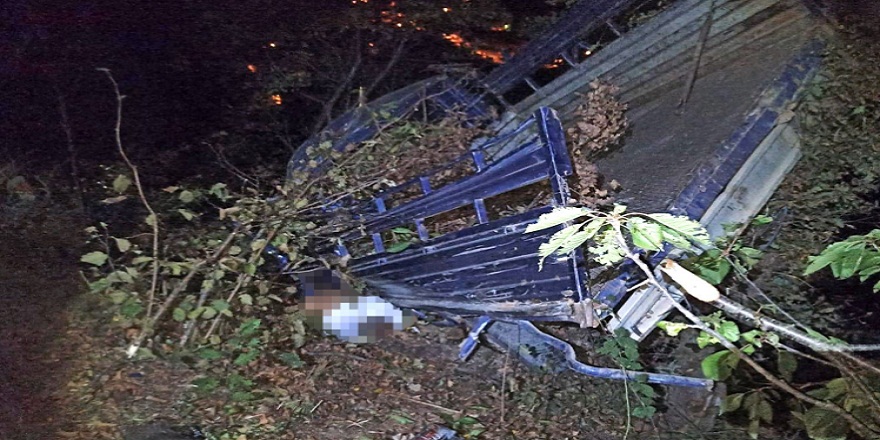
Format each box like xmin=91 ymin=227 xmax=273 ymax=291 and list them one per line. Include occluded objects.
xmin=0 ymin=214 xmax=83 ymax=439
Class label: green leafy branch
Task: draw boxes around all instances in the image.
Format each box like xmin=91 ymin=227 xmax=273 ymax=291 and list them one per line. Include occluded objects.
xmin=805 ymin=229 xmax=880 ymax=292
xmin=525 ymin=204 xmax=710 ymax=270
xmin=527 ymin=205 xmax=880 ymax=439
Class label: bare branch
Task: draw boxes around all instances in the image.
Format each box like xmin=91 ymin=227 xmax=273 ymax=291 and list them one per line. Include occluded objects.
xmin=364 ymin=37 xmax=409 ymax=98
xmin=98 ymin=68 xmax=163 ymax=329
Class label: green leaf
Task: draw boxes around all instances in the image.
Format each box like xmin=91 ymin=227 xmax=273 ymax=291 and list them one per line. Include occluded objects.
xmin=751 ymin=215 xmax=773 ymax=225
xmin=178 ymin=190 xmax=195 ymax=204
xmin=701 ymin=350 xmax=731 ymax=380
xmin=386 ymin=241 xmax=412 ymax=254
xmin=687 ymin=250 xmax=731 ymax=285
xmin=824 ymin=377 xmax=850 ymax=400
xmin=172 ymin=307 xmax=186 ymax=322
xmin=628 ymin=217 xmax=664 ymax=251
xmin=631 ymin=405 xmax=656 ymax=419
xmin=231 ymin=391 xmax=254 ymax=402
xmin=234 ymin=350 xmax=259 ymax=366
xmin=199 ymin=348 xmax=223 ymax=360
xmin=537 ymin=222 xmax=585 ymax=269
xmin=178 ymin=209 xmax=196 ymax=221
xmin=192 ymin=377 xmax=219 ymax=393
xmin=524 ymin=206 xmax=591 ymax=233
xmin=238 ymin=318 xmax=261 ymax=337
xmin=696 ymin=331 xmax=719 ymax=349
xmin=612 ymin=204 xmax=627 ymax=215
xmin=209 ymin=183 xmax=229 ymax=200
xmin=722 ymin=393 xmax=745 ymax=414
xmin=388 ymin=414 xmax=414 ymax=425
xmin=114 ymin=238 xmax=132 ymax=253
xmin=145 ymin=213 xmax=157 ymax=227
xmin=391 ymin=227 xmax=415 ymax=235
xmin=109 ymin=290 xmax=128 ymax=305
xmin=201 ymin=307 xmax=217 ymax=320
xmin=717 ymin=321 xmax=741 ymax=342
xmin=239 ymin=294 xmax=253 ymax=306
xmin=278 ymin=352 xmax=305 ymax=369
xmin=803 ymin=407 xmax=849 ymax=440
xmin=120 ymin=299 xmax=143 ymax=318
xmin=645 ymin=213 xmax=711 ymax=246
xmin=244 ymin=263 xmax=257 ymax=275
xmin=657 ymin=321 xmax=689 ymax=337
xmin=210 ymin=299 xmax=230 ymax=312
xmin=587 ymin=229 xmax=627 ymax=266
xmin=777 ymin=350 xmax=797 ymax=382
xmin=755 ymin=399 xmax=773 ymax=423
xmin=112 ymin=174 xmax=132 ymax=194
xmin=131 ymin=256 xmax=153 ymax=265
xmin=81 ymin=251 xmax=109 ymax=266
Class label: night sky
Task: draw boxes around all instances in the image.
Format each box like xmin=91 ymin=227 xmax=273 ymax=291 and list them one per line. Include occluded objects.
xmin=1 ymin=0 xmax=551 ymax=177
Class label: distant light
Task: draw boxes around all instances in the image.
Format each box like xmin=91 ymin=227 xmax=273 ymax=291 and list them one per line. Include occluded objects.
xmin=246 ymin=64 xmax=257 ymax=73
xmin=396 ymin=22 xmax=403 ymax=27
xmin=268 ymin=42 xmax=277 ymax=48
xmin=584 ymin=50 xmax=593 ymax=56
xmin=368 ymin=42 xmax=375 ymax=47
xmin=271 ymin=94 xmax=282 ymax=105
xmin=442 ymin=7 xmax=450 ymax=12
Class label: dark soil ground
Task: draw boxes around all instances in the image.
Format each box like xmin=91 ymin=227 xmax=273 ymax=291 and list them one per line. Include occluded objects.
xmin=0 ymin=211 xmax=85 ymax=439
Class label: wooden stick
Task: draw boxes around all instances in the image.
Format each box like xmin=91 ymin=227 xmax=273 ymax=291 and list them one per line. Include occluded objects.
xmin=678 ymin=0 xmax=716 ymax=108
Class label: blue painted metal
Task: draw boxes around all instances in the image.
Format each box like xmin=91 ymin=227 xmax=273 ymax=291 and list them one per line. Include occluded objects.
xmin=458 ymin=315 xmax=493 ymax=360
xmin=342 ymin=108 xmax=590 ymax=322
xmin=595 ymin=40 xmax=825 ymax=314
xmin=286 ymin=103 xmax=711 ymax=386
xmin=336 ymin=107 xmax=574 ymax=253
xmin=670 ymin=39 xmax=824 ymax=220
xmin=485 ymin=320 xmax=712 ymax=388
xmin=482 ymin=0 xmax=641 ymax=96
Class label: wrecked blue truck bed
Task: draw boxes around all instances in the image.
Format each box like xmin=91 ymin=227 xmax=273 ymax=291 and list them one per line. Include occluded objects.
xmin=286 ymin=0 xmax=827 ymax=387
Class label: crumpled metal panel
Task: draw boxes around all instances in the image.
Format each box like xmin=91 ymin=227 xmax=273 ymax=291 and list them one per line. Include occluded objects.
xmin=340 ymin=108 xmax=591 ymax=324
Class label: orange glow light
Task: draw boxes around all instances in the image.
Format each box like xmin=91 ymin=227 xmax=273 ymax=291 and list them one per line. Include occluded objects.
xmin=475 ymin=49 xmax=504 ymax=64
xmin=271 ymin=94 xmax=282 ymax=105
xmin=246 ymin=64 xmax=257 ymax=73
xmin=443 ymin=33 xmax=466 ymax=47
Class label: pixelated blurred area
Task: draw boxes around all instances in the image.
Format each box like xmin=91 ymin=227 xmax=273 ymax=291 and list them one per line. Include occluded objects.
xmin=299 ymin=269 xmax=415 ymax=343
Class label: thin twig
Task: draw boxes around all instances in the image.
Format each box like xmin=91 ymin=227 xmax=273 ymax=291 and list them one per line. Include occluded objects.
xmin=311 ymin=31 xmax=363 ymax=134
xmin=126 ymin=227 xmax=240 ymax=356
xmin=202 ymin=229 xmax=276 ymax=342
xmin=98 ymin=68 xmax=161 ymax=321
xmin=500 ymin=348 xmax=509 ymax=424
xmin=55 ymin=88 xmax=85 ymax=212
xmin=399 ymin=395 xmax=462 ymax=415
xmin=364 ymin=37 xmax=409 ymax=98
